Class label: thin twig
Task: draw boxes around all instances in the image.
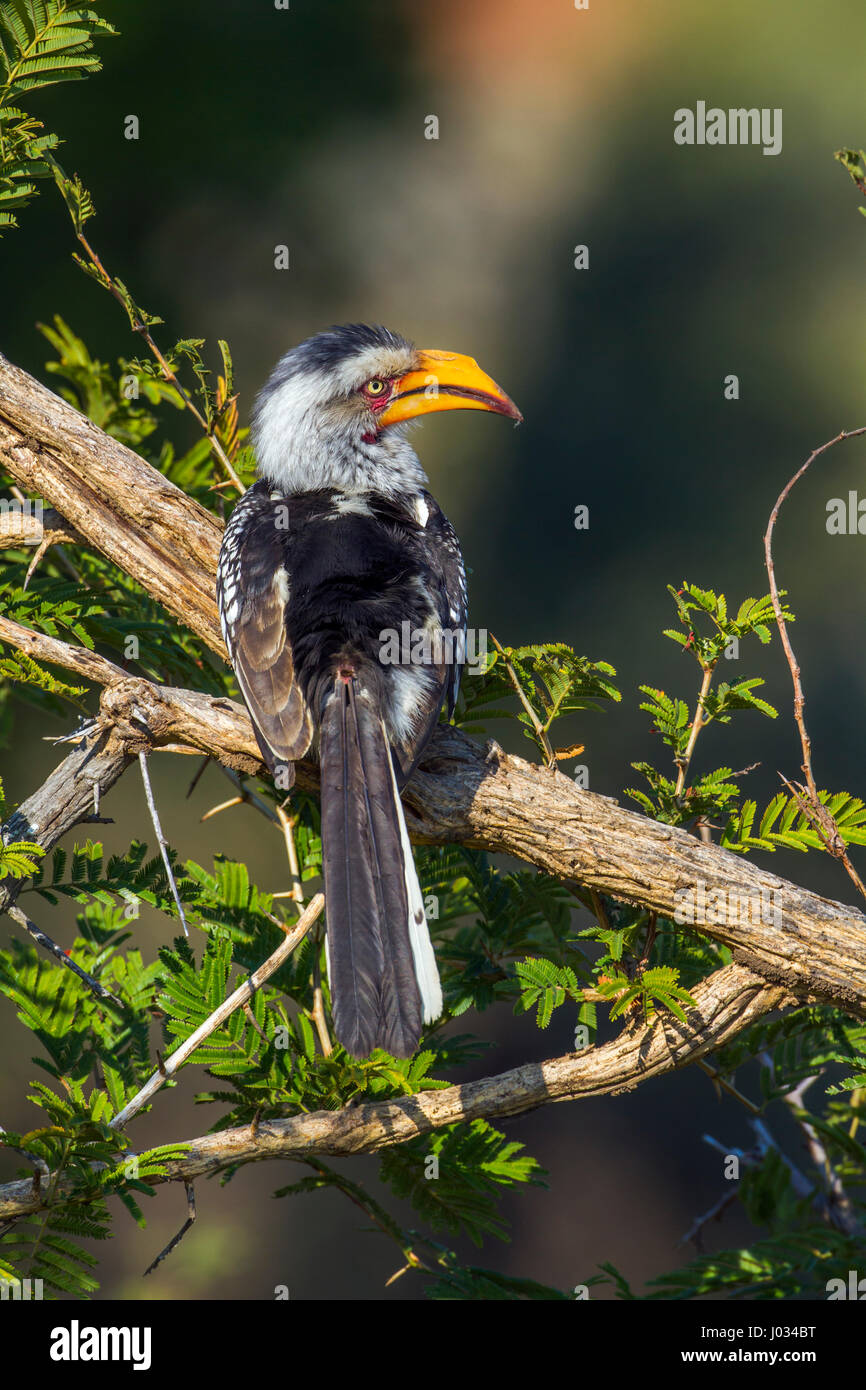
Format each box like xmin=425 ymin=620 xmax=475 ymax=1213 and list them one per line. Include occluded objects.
xmin=489 ymin=632 xmax=555 ymax=767
xmin=143 ymin=1182 xmax=196 ymax=1276
xmin=200 ymin=794 xmax=244 ymax=822
xmin=109 ymin=894 xmax=324 ymax=1130
xmin=696 ymin=1058 xmax=762 ymax=1116
xmin=217 ymin=765 xmax=279 ymax=822
xmin=678 ymin=1185 xmax=739 ymax=1250
xmin=242 ymin=1001 xmax=269 ymax=1043
xmin=588 ymin=888 xmax=610 ymax=934
xmin=640 ymin=912 xmax=658 ymax=967
xmin=276 ymin=804 xmax=334 ymax=1055
xmin=185 ymin=755 xmax=211 ymax=799
xmin=275 ymin=804 xmax=304 ymax=906
xmin=0 ymin=1122 xmax=51 ymax=1199
xmin=749 ymin=1116 xmax=816 ymax=1203
xmin=7 ymin=904 xmax=124 ymax=1008
xmin=311 ymin=973 xmax=333 ymax=1058
xmin=763 ymin=426 xmax=866 ymax=901
xmin=69 ymin=220 xmax=245 ymax=495
xmin=675 ymin=662 xmax=714 ymax=801
xmin=302 ymin=1158 xmax=433 ymax=1278
xmin=778 ymin=771 xmax=841 ymax=857
xmin=138 ymin=750 xmax=189 ymax=937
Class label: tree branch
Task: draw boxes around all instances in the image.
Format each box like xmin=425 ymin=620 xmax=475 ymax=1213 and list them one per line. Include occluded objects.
xmin=1 ymin=543 xmax=866 ymax=1017
xmin=0 ymin=351 xmax=225 ymax=655
xmin=0 ymin=962 xmax=789 ymax=1220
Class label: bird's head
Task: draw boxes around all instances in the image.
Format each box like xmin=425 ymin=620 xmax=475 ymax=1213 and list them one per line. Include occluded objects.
xmin=251 ymin=323 xmax=521 ymax=496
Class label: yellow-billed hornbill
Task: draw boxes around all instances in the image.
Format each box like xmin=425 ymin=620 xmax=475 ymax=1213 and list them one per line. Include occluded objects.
xmin=217 ymin=325 xmax=521 ymax=1058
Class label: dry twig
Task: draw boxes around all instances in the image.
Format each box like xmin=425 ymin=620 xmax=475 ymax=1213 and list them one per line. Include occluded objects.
xmin=763 ymin=427 xmax=866 ymax=900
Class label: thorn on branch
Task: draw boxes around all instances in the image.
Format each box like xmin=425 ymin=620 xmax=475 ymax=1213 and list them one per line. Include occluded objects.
xmin=186 ymin=755 xmax=211 ymax=799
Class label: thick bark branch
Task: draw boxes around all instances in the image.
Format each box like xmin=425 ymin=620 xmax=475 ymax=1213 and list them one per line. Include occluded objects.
xmin=1 ymin=608 xmax=864 ymax=1015
xmin=0 ymin=352 xmax=225 ymax=655
xmin=0 ymin=962 xmax=789 ymax=1219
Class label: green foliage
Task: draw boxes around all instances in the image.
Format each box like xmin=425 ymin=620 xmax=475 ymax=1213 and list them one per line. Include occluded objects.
xmin=644 ymin=1224 xmax=862 ymax=1300
xmin=835 ymin=147 xmax=866 ymax=217
xmin=626 ymin=584 xmax=789 ymax=829
xmin=46 ymin=157 xmax=256 ymax=491
xmin=456 ymin=640 xmax=619 ymax=762
xmin=39 ymin=314 xmax=184 ymax=447
xmin=130 ymin=337 xmax=232 ymax=436
xmin=0 ymin=836 xmax=44 ymax=878
xmin=595 ymin=964 xmax=695 ymax=1024
xmin=514 ymin=937 xmax=697 ymax=1028
xmin=378 ymin=1120 xmax=546 ymax=1247
xmin=0 ymin=896 xmax=190 ymax=1295
xmin=627 ymin=761 xmax=742 ymax=825
xmin=2 ymin=559 xmax=864 ymax=1302
xmin=274 ymin=1139 xmax=555 ymax=1300
xmin=0 ymin=544 xmax=231 ymax=706
xmin=514 ymin=957 xmax=583 ymax=1028
xmin=712 ymin=1004 xmax=866 ymax=1100
xmin=0 ymin=1 xmax=115 ymax=232
xmin=425 ymin=1260 xmax=570 ymax=1300
xmin=650 ymin=918 xmax=732 ymax=987
xmin=664 ymin=585 xmax=785 ymax=657
xmin=33 ymin=316 xmax=253 ymax=509
xmin=722 ymin=788 xmax=866 ymax=854
xmin=0 ymin=642 xmax=88 ymax=710
xmin=0 ymin=778 xmax=46 ymax=878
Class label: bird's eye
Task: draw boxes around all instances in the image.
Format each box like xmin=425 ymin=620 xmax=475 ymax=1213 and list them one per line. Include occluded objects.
xmin=365 ymin=378 xmax=387 ymax=396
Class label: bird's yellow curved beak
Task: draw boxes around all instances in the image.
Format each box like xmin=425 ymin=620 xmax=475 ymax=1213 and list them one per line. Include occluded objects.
xmin=377 ymin=349 xmax=522 ymax=427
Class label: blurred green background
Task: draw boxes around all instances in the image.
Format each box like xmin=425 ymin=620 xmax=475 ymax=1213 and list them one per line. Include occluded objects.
xmin=2 ymin=0 xmax=866 ymax=1299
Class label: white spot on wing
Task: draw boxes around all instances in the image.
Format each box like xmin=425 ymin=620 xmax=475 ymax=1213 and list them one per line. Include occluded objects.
xmin=273 ymin=567 xmax=290 ymax=605
xmin=332 ymin=493 xmax=374 ymax=517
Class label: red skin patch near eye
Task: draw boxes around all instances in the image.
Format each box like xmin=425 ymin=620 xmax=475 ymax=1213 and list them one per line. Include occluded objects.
xmin=361 ymin=382 xmax=395 ymax=440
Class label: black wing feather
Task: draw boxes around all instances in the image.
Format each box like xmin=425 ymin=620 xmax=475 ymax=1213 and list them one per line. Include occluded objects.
xmin=217 ymin=484 xmax=313 ymax=779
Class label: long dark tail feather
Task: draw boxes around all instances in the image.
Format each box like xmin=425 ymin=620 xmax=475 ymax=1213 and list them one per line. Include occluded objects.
xmin=319 ymin=677 xmax=424 ymax=1058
